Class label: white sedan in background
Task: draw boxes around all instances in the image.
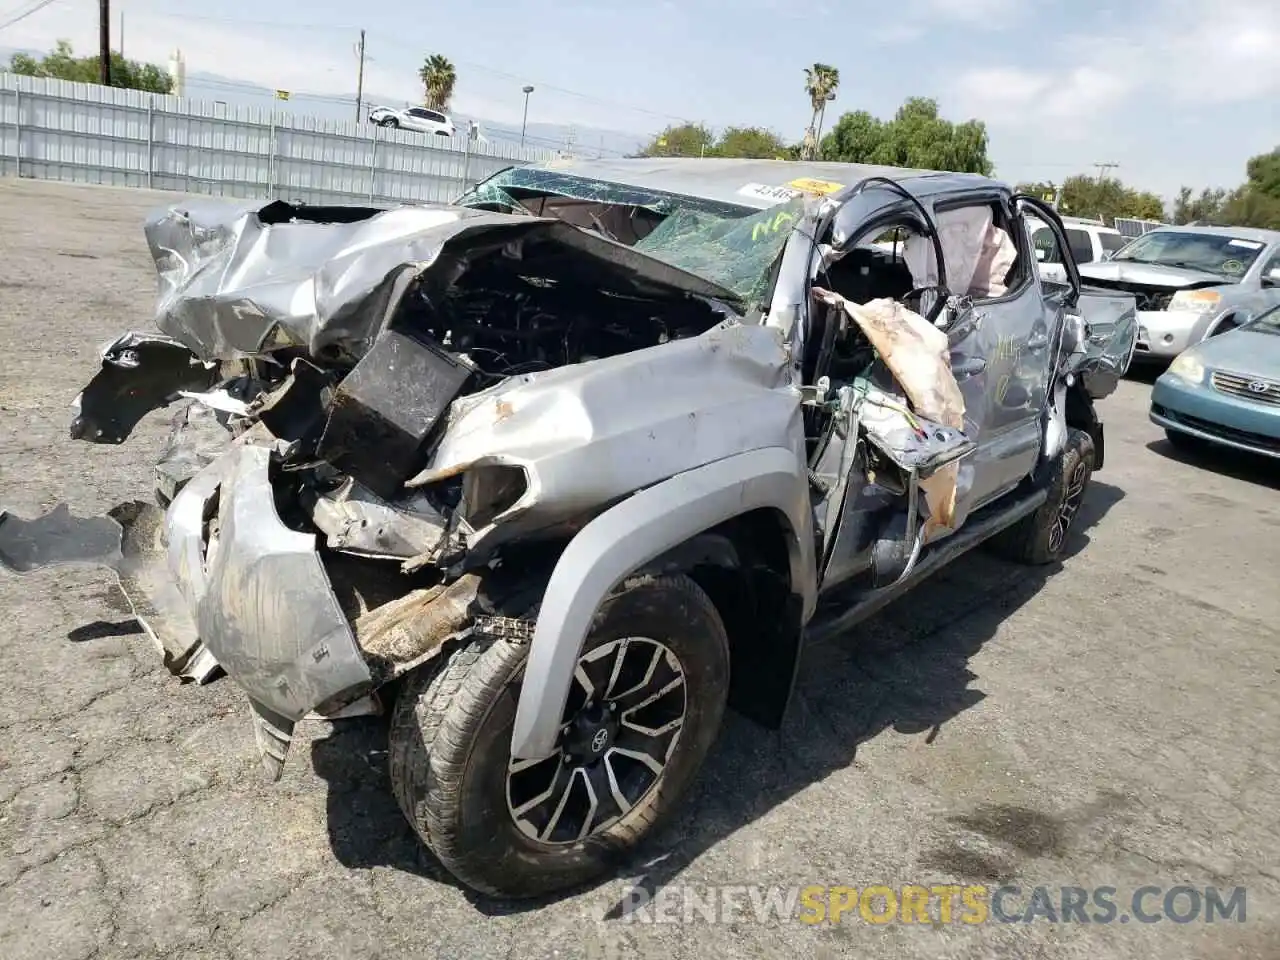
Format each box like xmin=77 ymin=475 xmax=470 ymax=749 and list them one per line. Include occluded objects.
xmin=368 ymin=106 xmax=456 ymax=137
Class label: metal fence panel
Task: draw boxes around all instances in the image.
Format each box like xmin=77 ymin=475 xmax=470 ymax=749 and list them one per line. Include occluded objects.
xmin=0 ymin=73 xmax=550 ymax=204
xmin=1113 ymin=217 xmax=1167 ymax=238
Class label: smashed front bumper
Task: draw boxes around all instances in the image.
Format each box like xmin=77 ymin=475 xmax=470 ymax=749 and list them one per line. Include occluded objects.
xmin=0 ymin=434 xmax=379 ymax=779
xmin=157 ymin=441 xmax=375 ymax=777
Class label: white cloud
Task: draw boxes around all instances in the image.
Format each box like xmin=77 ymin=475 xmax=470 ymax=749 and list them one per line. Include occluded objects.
xmin=952 ymin=64 xmax=1133 ymax=127
xmin=875 ymin=0 xmax=1022 ymax=40
xmin=942 ymin=0 xmax=1280 ymax=193
xmin=922 ymin=0 xmax=1019 ymax=21
xmin=952 ymin=0 xmax=1280 ymax=126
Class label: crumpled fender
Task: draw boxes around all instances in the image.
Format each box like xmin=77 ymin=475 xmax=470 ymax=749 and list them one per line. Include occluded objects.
xmin=69 ymin=332 xmax=218 ymax=444
xmin=509 ymin=445 xmax=814 ymax=761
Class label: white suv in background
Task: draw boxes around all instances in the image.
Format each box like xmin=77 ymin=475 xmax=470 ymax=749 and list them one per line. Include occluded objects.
xmin=1028 ymin=216 xmax=1128 ymax=283
xmin=368 ymin=106 xmax=456 ymax=137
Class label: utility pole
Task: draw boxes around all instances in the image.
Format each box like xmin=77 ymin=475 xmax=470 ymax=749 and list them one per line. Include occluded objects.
xmin=99 ymin=0 xmax=111 ymax=85
xmin=354 ymin=30 xmax=366 ymax=124
xmin=119 ymin=10 xmax=124 ymax=56
xmin=1093 ymin=161 xmax=1119 ymax=182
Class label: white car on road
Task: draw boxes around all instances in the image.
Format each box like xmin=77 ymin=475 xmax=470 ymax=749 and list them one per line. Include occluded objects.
xmin=368 ymin=106 xmax=456 ymax=137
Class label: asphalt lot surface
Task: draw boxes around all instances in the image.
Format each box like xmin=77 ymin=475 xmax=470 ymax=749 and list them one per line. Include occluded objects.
xmin=1 ymin=178 xmax=1278 ymax=960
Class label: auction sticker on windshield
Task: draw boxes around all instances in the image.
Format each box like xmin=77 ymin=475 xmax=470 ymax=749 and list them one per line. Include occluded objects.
xmin=1227 ymin=239 xmax=1263 ymax=249
xmin=738 ymin=183 xmax=803 ymax=204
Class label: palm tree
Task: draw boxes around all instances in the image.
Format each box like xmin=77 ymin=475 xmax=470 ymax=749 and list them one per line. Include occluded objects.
xmin=803 ymin=63 xmax=839 ymax=160
xmin=419 ymin=54 xmax=457 ymax=112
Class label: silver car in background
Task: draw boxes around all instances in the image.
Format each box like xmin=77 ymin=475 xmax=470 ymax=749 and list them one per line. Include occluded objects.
xmin=1079 ymin=225 xmax=1280 ymax=361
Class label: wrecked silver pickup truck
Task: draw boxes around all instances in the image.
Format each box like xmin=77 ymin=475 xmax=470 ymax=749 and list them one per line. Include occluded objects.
xmin=0 ymin=158 xmax=1136 ymax=898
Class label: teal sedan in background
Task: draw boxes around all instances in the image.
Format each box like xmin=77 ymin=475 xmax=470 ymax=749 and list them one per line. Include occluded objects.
xmin=1150 ymin=304 xmax=1280 ymax=460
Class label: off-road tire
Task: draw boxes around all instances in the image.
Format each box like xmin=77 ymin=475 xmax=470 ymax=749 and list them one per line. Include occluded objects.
xmin=388 ymin=573 xmax=730 ymax=898
xmin=987 ymin=427 xmax=1096 ymax=565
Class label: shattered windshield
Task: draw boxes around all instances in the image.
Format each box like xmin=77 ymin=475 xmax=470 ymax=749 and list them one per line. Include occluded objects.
xmin=457 ymin=166 xmax=803 ymax=303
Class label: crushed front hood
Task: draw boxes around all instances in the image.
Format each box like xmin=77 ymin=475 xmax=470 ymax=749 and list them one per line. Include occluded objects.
xmin=144 ymin=198 xmax=743 ymax=364
xmin=1079 ymin=260 xmax=1226 ymax=289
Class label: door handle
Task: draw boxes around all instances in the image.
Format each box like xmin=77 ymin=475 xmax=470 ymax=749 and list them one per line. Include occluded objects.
xmin=951 ymin=357 xmax=987 ymax=379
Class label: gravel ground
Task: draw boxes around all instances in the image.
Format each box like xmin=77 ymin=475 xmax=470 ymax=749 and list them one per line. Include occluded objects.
xmin=1 ymin=177 xmax=1277 ymax=960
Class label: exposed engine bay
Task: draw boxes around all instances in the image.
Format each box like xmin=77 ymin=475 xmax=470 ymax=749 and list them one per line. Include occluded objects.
xmin=403 ymin=245 xmax=725 ymax=381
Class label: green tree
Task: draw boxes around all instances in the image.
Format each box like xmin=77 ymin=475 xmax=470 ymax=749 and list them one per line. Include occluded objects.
xmin=820 ymin=98 xmax=993 ymax=175
xmin=1171 ymin=186 xmax=1229 ymax=225
xmin=802 ymin=63 xmax=839 ymax=160
xmin=1209 ymin=147 xmax=1280 ymax=229
xmin=7 ymin=40 xmax=172 ymax=93
xmin=639 ymin=123 xmax=715 ymax=157
xmin=1055 ymin=174 xmax=1165 ymax=224
xmin=639 ymin=123 xmax=789 ymax=159
xmin=418 ymin=54 xmax=456 ymax=112
xmin=714 ymin=126 xmax=789 ymax=159
xmin=1218 ymin=185 xmax=1280 ymax=230
xmin=1244 ymin=147 xmax=1280 ymax=199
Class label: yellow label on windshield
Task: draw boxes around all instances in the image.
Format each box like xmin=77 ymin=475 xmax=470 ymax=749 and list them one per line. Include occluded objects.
xmin=787 ymin=177 xmax=844 ymax=195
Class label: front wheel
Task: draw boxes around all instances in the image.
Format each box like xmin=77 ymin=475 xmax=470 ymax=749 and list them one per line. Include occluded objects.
xmin=389 ymin=574 xmax=730 ymax=898
xmin=379 ymin=117 xmax=398 ymax=127
xmin=986 ymin=427 xmax=1096 ymax=565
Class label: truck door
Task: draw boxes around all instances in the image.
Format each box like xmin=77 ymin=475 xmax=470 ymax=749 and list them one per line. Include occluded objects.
xmin=937 ymin=198 xmax=1049 ymax=521
xmin=1015 ymin=196 xmax=1138 ymax=399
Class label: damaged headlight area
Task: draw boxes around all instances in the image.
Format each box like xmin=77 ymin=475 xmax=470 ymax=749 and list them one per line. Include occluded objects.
xmin=459 ymin=464 xmax=530 ymax=529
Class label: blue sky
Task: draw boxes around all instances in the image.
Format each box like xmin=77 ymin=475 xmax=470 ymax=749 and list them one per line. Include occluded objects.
xmin=5 ymin=0 xmax=1277 ymax=198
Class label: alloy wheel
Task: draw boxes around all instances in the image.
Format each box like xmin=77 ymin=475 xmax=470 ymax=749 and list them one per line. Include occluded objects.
xmin=506 ymin=636 xmax=687 ymax=845
xmin=1048 ymin=459 xmax=1088 ymax=553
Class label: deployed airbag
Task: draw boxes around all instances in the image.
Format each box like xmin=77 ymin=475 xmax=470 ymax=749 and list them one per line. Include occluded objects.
xmin=812 ymin=290 xmax=966 ymax=537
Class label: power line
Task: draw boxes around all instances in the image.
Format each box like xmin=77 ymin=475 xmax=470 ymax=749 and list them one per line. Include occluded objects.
xmin=374 ymin=34 xmax=695 ymax=124
xmin=0 ymin=0 xmax=60 ymax=32
xmin=128 ymin=11 xmax=694 ymax=125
